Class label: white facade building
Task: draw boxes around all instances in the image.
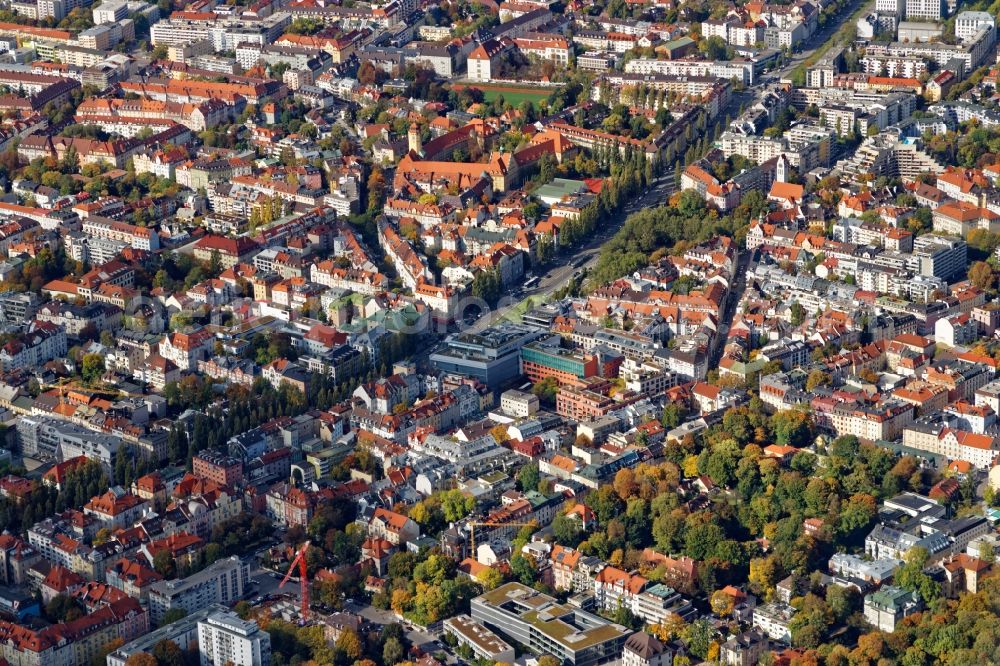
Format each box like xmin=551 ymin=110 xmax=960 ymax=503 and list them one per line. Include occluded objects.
xmin=955 ymin=10 xmax=995 ymax=41
xmin=198 ymin=611 xmax=271 ymax=666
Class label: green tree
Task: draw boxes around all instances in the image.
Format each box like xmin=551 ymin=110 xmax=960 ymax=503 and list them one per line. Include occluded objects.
xmin=531 ymin=377 xmax=558 ymax=407
xmin=93 ymin=639 xmax=125 ymax=666
xmin=896 ymin=546 xmax=940 ymax=604
xmin=684 ymin=521 xmax=725 ymax=561
xmin=471 ymin=267 xmax=502 ymax=304
xmin=771 ymin=410 xmax=814 ymax=447
xmin=553 ymin=514 xmax=583 ymax=545
xmin=683 ymin=619 xmax=717 ymax=660
xmin=805 ymin=369 xmax=831 ymax=392
xmin=790 ymin=302 xmax=806 ymax=326
xmin=662 ymin=402 xmax=685 ymax=428
xmin=81 ymin=353 xmax=105 ymax=384
xmin=46 ymin=595 xmax=83 ymax=622
xmin=969 ymin=260 xmax=995 ymax=292
xmin=517 ymin=462 xmax=540 ymax=492
xmin=335 ymin=629 xmax=363 ymax=660
xmin=510 ymin=553 xmax=536 ymax=585
xmin=233 ymin=600 xmax=251 ymax=619
xmin=153 ymin=550 xmax=176 ymax=578
xmin=382 ymin=637 xmax=405 ymax=666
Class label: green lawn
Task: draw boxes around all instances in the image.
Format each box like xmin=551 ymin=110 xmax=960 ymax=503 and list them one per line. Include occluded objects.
xmin=502 ymin=294 xmax=550 ymax=323
xmin=480 ymin=89 xmax=550 ymax=106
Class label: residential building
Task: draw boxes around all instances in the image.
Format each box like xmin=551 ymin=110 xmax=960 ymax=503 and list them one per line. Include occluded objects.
xmin=107 ymin=604 xmax=229 ymax=666
xmin=863 ymin=586 xmax=921 ymax=632
xmin=720 ymin=630 xmax=769 ymax=666
xmin=500 ymin=389 xmax=539 ymax=418
xmin=593 ymin=566 xmax=695 ymax=625
xmin=368 ymin=507 xmax=419 ymax=546
xmin=752 ymin=602 xmax=796 ymax=643
xmin=192 ymin=451 xmax=244 ymax=488
xmin=148 ymin=556 xmax=250 ymax=626
xmin=83 ymin=489 xmax=149 ymax=530
xmin=0 ymin=597 xmax=146 ymax=666
xmin=197 ymin=610 xmax=271 ymax=666
xmin=0 ymin=320 xmax=67 ymax=371
xmin=623 ymin=632 xmax=673 ymax=666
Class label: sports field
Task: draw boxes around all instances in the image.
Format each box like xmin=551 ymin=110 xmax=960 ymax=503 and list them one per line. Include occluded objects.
xmin=452 ymin=83 xmax=551 ymax=106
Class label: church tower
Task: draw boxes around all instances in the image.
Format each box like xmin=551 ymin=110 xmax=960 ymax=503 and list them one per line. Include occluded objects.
xmin=408 ymin=123 xmax=422 ymax=155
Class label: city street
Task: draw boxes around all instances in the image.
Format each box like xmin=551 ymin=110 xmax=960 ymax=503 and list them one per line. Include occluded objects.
xmin=709 ymin=249 xmax=752 ymax=369
xmin=776 ymin=0 xmax=875 ymax=79
xmin=468 ymin=174 xmax=677 ymax=333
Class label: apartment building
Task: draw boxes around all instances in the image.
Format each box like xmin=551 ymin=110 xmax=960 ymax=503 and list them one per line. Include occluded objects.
xmin=902 ymin=425 xmax=1000 ymax=468
xmin=864 ymin=586 xmax=921 ymax=632
xmin=820 ymin=400 xmax=915 ymax=441
xmin=752 ymin=602 xmax=796 ymax=643
xmin=82 ymin=489 xmax=149 ymax=530
xmin=78 ymin=217 xmax=155 ymax=253
xmin=593 ymin=566 xmax=695 ymax=625
xmin=198 ymin=611 xmax=271 ymax=666
xmin=158 ymin=327 xmax=214 ymax=372
xmin=17 ymin=415 xmax=127 ymax=468
xmin=192 ymin=450 xmax=244 ymax=487
xmin=0 ymin=320 xmax=66 ymax=371
xmin=108 ymin=604 xmax=226 ymax=666
xmin=148 ymin=556 xmax=250 ymax=626
xmin=368 ymin=507 xmax=420 ymax=546
xmin=720 ymin=630 xmax=769 ymax=666
xmin=0 ymin=597 xmax=146 ymax=666
xmin=624 ymin=58 xmax=754 ymax=85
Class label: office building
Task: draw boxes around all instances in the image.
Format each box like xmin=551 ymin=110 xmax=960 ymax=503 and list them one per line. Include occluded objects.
xmin=470 ymin=582 xmax=629 ymax=666
xmin=521 ymin=336 xmax=601 ymax=387
xmin=443 ymin=615 xmax=515 ymax=663
xmin=431 ymin=324 xmax=547 ymax=390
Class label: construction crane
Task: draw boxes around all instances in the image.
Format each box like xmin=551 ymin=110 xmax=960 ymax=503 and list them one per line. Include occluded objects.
xmin=466 ymin=521 xmax=537 ymax=557
xmin=280 ymin=541 xmax=311 ymax=622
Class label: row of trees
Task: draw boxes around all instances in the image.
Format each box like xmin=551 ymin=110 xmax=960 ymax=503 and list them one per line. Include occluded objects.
xmin=589 ymin=189 xmax=766 ymax=286
xmin=0 ymin=459 xmax=107 ymax=536
xmin=556 ymin=147 xmax=657 ymax=251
